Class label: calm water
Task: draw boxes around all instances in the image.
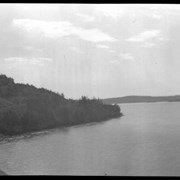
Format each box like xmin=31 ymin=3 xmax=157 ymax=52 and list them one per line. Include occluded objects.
xmin=1 ymin=102 xmax=180 ymax=175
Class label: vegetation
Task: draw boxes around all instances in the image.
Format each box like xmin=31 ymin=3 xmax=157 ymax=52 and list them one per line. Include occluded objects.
xmin=0 ymin=74 xmax=122 ymax=135
xmin=0 ymin=169 xmax=7 ymax=176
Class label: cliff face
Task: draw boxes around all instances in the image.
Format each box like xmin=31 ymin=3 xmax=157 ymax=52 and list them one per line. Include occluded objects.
xmin=0 ymin=74 xmax=122 ymax=136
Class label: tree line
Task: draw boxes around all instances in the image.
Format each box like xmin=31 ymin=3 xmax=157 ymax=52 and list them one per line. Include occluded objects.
xmin=0 ymin=74 xmax=122 ymax=135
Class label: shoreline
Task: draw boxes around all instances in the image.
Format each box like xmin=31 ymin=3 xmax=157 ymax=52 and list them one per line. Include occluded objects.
xmin=0 ymin=113 xmax=123 ymax=143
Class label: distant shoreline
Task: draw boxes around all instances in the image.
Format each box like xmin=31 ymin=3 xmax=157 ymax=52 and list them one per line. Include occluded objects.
xmin=102 ymin=95 xmax=180 ymax=105
xmin=118 ymin=101 xmax=180 ymax=105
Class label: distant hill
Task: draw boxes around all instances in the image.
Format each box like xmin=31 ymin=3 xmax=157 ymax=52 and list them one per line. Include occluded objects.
xmin=0 ymin=74 xmax=122 ymax=136
xmin=102 ymin=95 xmax=180 ymax=105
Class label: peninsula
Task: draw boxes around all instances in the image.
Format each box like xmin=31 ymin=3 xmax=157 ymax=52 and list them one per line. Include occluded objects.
xmin=0 ymin=74 xmax=122 ymax=136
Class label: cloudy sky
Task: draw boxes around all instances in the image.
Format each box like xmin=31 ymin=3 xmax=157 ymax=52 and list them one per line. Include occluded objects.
xmin=0 ymin=4 xmax=180 ymax=99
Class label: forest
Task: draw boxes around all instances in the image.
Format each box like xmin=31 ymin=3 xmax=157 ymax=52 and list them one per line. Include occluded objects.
xmin=0 ymin=74 xmax=122 ymax=135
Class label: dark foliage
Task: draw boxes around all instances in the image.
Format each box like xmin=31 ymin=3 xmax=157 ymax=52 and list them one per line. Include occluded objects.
xmin=0 ymin=74 xmax=122 ymax=135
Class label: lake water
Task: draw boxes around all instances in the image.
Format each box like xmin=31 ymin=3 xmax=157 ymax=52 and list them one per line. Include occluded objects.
xmin=1 ymin=102 xmax=180 ymax=175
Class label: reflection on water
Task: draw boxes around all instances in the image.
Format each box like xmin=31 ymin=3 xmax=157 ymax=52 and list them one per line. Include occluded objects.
xmin=1 ymin=102 xmax=180 ymax=175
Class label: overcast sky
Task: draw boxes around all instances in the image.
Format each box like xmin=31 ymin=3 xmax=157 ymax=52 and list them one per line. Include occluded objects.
xmin=1 ymin=4 xmax=180 ymax=99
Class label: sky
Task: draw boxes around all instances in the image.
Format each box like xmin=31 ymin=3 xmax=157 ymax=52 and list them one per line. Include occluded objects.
xmin=0 ymin=4 xmax=180 ymax=99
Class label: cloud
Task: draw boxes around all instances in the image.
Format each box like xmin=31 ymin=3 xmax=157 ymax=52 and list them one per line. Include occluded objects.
xmin=142 ymin=42 xmax=156 ymax=48
xmin=4 ymin=57 xmax=27 ymax=62
xmin=24 ymin=46 xmax=34 ymax=51
xmin=70 ymin=47 xmax=84 ymax=54
xmin=159 ymin=37 xmax=168 ymax=41
xmin=13 ymin=4 xmax=60 ymax=21
xmin=149 ymin=5 xmax=159 ymax=10
xmin=94 ymin=4 xmax=123 ymax=18
xmin=126 ymin=30 xmax=161 ymax=42
xmin=109 ymin=59 xmax=119 ymax=64
xmin=147 ymin=4 xmax=180 ymax=17
xmin=126 ymin=30 xmax=167 ymax=47
xmin=96 ymin=44 xmax=109 ymax=49
xmin=75 ymin=28 xmax=116 ymax=42
xmin=13 ymin=19 xmax=116 ymax=43
xmin=14 ymin=4 xmax=59 ymax=13
xmin=24 ymin=46 xmax=42 ymax=53
xmin=4 ymin=57 xmax=52 ymax=66
xmin=151 ymin=13 xmax=161 ymax=20
xmin=109 ymin=50 xmax=116 ymax=53
xmin=118 ymin=53 xmax=134 ymax=61
xmin=35 ymin=57 xmax=52 ymax=62
xmin=149 ymin=4 xmax=180 ymax=11
xmin=76 ymin=13 xmax=95 ymax=22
